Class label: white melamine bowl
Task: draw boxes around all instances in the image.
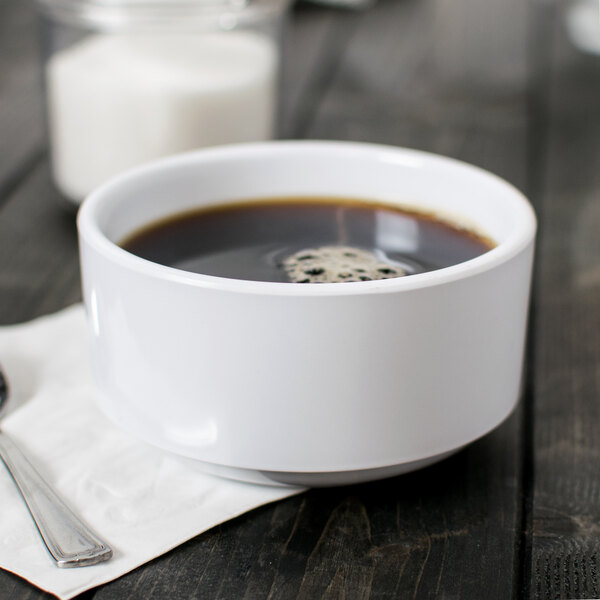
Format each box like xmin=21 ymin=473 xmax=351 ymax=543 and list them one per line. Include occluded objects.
xmin=77 ymin=141 xmax=536 ymax=486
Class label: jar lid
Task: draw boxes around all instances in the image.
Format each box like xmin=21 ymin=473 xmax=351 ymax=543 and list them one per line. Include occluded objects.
xmin=36 ymin=0 xmax=288 ymax=30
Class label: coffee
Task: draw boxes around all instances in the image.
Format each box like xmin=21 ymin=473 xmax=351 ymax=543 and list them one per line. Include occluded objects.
xmin=120 ymin=197 xmax=495 ymax=283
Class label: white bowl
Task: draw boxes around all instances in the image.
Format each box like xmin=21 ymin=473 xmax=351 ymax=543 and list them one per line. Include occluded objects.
xmin=77 ymin=140 xmax=536 ymax=486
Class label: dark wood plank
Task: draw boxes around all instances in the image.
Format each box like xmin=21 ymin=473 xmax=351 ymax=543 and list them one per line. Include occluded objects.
xmin=0 ymin=0 xmax=45 ymax=202
xmin=280 ymin=3 xmax=357 ymax=139
xmin=280 ymin=2 xmax=363 ymax=139
xmin=306 ymin=0 xmax=531 ymax=190
xmin=0 ymin=160 xmax=80 ymax=326
xmin=0 ymin=571 xmax=56 ymax=600
xmin=529 ymin=2 xmax=600 ymax=598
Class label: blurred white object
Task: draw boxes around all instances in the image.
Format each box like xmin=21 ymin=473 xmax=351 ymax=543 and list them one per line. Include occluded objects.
xmin=37 ymin=0 xmax=287 ymax=205
xmin=565 ymin=0 xmax=600 ymax=54
xmin=47 ymin=32 xmax=277 ymax=204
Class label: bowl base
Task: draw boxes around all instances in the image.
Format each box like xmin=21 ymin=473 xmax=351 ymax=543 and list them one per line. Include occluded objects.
xmin=178 ymin=449 xmax=462 ymax=487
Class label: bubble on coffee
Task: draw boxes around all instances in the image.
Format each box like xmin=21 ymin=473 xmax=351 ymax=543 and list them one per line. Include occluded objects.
xmin=282 ymin=245 xmax=406 ymax=283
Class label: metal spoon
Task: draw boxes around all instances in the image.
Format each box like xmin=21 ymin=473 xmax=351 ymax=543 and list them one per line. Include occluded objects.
xmin=0 ymin=366 xmax=112 ymax=567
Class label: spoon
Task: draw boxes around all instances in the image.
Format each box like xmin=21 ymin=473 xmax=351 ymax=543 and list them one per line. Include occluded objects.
xmin=0 ymin=366 xmax=112 ymax=567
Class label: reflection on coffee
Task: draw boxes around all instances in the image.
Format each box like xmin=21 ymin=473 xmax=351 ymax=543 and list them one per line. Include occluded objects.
xmin=120 ymin=197 xmax=495 ymax=283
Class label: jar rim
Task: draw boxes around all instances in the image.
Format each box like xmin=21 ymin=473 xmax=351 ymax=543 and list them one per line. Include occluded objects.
xmin=36 ymin=0 xmax=288 ymax=30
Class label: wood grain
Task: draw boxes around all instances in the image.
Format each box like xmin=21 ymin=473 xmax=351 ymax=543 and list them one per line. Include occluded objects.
xmin=530 ymin=1 xmax=600 ymax=598
xmin=0 ymin=161 xmax=80 ymax=326
xmin=305 ymin=0 xmax=531 ymax=190
xmin=0 ymin=0 xmax=45 ymax=204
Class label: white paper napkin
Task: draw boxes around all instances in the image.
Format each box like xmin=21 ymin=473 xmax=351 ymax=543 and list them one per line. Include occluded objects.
xmin=0 ymin=305 xmax=302 ymax=599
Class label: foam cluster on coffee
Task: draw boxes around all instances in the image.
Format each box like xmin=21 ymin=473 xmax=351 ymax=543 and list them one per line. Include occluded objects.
xmin=283 ymin=246 xmax=406 ymax=283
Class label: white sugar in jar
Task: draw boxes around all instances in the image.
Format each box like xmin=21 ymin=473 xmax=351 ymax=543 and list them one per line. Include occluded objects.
xmin=36 ymin=0 xmax=288 ymax=206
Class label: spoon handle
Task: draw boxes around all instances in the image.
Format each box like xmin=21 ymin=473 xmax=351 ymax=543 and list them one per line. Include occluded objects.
xmin=0 ymin=430 xmax=112 ymax=567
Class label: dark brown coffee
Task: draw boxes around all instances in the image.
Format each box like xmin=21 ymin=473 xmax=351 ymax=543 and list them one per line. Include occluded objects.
xmin=120 ymin=197 xmax=495 ymax=283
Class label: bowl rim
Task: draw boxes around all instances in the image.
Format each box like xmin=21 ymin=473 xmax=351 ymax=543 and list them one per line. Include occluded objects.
xmin=77 ymin=139 xmax=537 ymax=297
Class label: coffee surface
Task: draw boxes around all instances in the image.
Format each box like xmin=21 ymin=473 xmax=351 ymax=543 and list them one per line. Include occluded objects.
xmin=121 ymin=198 xmax=495 ymax=283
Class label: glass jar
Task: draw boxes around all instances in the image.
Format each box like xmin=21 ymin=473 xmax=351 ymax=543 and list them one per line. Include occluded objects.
xmin=36 ymin=0 xmax=289 ymax=206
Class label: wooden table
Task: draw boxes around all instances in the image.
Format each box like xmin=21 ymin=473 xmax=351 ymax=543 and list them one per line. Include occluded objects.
xmin=1 ymin=0 xmax=599 ymax=597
